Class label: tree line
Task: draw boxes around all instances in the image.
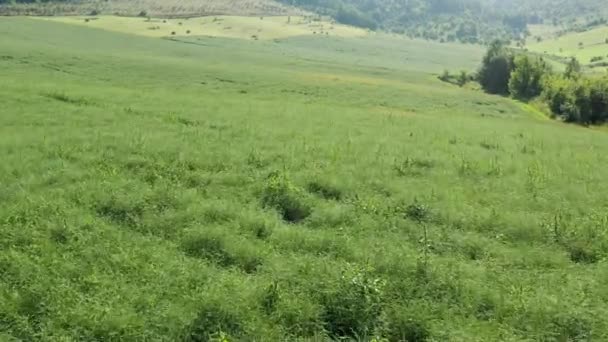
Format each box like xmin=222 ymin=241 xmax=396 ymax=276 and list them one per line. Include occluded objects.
xmin=278 ymin=0 xmax=607 ymax=43
xmin=477 ymin=41 xmax=608 ymax=125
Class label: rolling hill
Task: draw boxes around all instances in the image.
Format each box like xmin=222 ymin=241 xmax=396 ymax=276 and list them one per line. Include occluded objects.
xmin=2 ymin=15 xmax=608 ymax=341
xmin=0 ymin=0 xmax=304 ymax=17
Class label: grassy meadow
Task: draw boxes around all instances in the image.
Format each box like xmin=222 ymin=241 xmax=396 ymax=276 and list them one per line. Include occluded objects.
xmin=2 ymin=17 xmax=608 ymax=341
xmin=526 ymin=24 xmax=608 ymax=71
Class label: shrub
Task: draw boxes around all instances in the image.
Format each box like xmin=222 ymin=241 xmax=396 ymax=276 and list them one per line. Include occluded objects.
xmin=239 ymin=215 xmax=273 ymax=239
xmin=261 ymin=171 xmax=311 ymax=223
xmin=457 ymin=70 xmax=468 ymax=86
xmin=322 ymin=264 xmax=385 ymax=339
xmin=460 ymin=239 xmax=486 ymax=261
xmin=564 ymin=57 xmax=581 ymax=79
xmin=439 ymin=69 xmax=450 ymax=82
xmin=508 ymin=55 xmax=550 ymax=100
xmin=171 ymin=31 xmax=176 ymax=35
xmin=307 ymin=180 xmax=343 ymax=201
xmin=382 ymin=308 xmax=431 ymax=342
xmin=95 ymin=195 xmax=144 ymax=228
xmin=181 ymin=231 xmax=235 ymax=267
xmin=545 ymin=312 xmax=592 ymax=341
xmin=181 ymin=230 xmax=263 ymax=273
xmin=477 ymin=40 xmax=514 ymax=95
xmin=272 ymin=294 xmax=323 ymax=337
xmin=405 ymin=200 xmax=431 ymax=223
xmin=138 ymin=10 xmax=147 ymax=18
xmin=567 ymin=242 xmax=599 ymax=264
xmin=590 ymin=56 xmax=604 ymax=63
xmin=394 ymin=157 xmax=435 ymax=176
xmin=184 ymin=303 xmax=243 ymax=342
xmin=260 ymin=281 xmax=281 ymax=314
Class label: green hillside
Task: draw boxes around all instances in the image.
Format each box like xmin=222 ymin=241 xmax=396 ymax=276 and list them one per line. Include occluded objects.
xmin=0 ymin=0 xmax=302 ymax=16
xmin=2 ymin=15 xmax=608 ymax=342
xmin=3 ymin=0 xmax=607 ymax=43
xmin=526 ymin=24 xmax=608 ymax=72
xmin=279 ymin=0 xmax=608 ymax=43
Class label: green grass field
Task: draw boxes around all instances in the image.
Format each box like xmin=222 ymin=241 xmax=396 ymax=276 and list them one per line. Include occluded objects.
xmin=2 ymin=17 xmax=608 ymax=341
xmin=526 ymin=24 xmax=608 ymax=72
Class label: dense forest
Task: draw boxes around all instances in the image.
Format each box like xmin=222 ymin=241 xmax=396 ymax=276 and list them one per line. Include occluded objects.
xmin=278 ymin=0 xmax=607 ymax=43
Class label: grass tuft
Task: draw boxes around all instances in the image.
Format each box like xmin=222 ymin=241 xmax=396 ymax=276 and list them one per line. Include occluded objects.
xmin=261 ymin=171 xmax=311 ymax=223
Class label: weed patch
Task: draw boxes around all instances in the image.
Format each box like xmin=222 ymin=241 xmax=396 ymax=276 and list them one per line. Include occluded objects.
xmin=261 ymin=171 xmax=311 ymax=223
xmin=307 ymin=180 xmax=343 ymax=201
xmin=43 ymin=92 xmax=92 ymax=106
xmin=394 ymin=157 xmax=435 ymax=176
xmin=184 ymin=302 xmax=243 ymax=342
xmin=321 ymin=264 xmax=385 ymax=339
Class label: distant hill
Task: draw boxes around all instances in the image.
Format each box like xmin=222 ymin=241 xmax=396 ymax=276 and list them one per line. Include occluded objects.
xmin=0 ymin=0 xmax=303 ymax=17
xmin=2 ymin=0 xmax=606 ymax=43
xmin=278 ymin=0 xmax=608 ymax=43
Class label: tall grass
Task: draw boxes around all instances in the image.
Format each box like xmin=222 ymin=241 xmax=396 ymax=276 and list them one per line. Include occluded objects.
xmin=0 ymin=17 xmax=607 ymax=341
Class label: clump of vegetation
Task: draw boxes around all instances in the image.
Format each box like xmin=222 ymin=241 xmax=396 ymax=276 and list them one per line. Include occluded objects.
xmin=477 ymin=40 xmax=514 ymax=95
xmin=394 ymin=157 xmax=435 ymax=176
xmin=307 ymin=180 xmax=343 ymax=201
xmin=438 ymin=70 xmax=470 ymax=87
xmin=477 ymin=41 xmax=608 ymax=125
xmin=321 ymin=264 xmax=385 ymax=339
xmin=184 ymin=302 xmax=243 ymax=341
xmin=181 ymin=229 xmax=264 ymax=273
xmin=382 ymin=307 xmax=431 ymax=342
xmin=405 ymin=200 xmax=431 ymax=223
xmin=261 ymin=171 xmax=312 ymax=223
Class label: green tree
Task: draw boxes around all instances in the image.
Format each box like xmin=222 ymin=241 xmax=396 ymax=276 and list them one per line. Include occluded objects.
xmin=588 ymin=78 xmax=608 ymax=123
xmin=457 ymin=70 xmax=468 ymax=86
xmin=477 ymin=40 xmax=514 ymax=95
xmin=564 ymin=57 xmax=582 ymax=79
xmin=542 ymin=75 xmax=572 ymax=115
xmin=508 ymin=55 xmax=550 ymax=100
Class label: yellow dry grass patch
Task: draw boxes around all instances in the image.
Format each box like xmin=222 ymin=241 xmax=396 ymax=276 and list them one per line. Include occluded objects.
xmin=35 ymin=15 xmax=368 ymax=40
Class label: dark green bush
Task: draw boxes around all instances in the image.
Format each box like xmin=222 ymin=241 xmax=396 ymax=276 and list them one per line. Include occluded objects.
xmin=261 ymin=171 xmax=311 ymax=223
xmin=322 ymin=265 xmax=385 ymax=339
xmin=383 ymin=309 xmax=431 ymax=342
xmin=405 ymin=201 xmax=431 ymax=223
xmin=184 ymin=303 xmax=243 ymax=342
xmin=307 ymin=180 xmax=343 ymax=201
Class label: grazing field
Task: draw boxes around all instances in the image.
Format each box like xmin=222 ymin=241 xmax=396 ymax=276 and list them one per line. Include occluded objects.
xmin=2 ymin=17 xmax=608 ymax=341
xmin=37 ymin=15 xmax=367 ymax=40
xmin=526 ymin=24 xmax=608 ymax=71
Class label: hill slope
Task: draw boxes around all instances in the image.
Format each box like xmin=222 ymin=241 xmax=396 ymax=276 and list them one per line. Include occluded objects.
xmin=0 ymin=0 xmax=303 ymax=16
xmin=280 ymin=0 xmax=608 ymax=43
xmin=2 ymin=17 xmax=608 ymax=341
